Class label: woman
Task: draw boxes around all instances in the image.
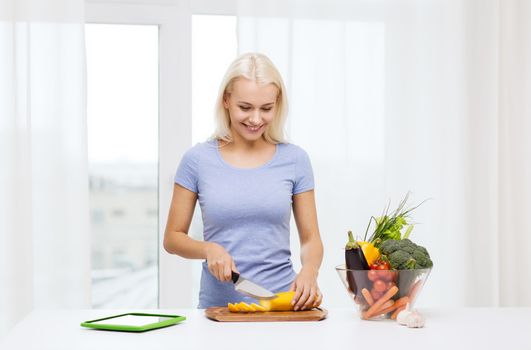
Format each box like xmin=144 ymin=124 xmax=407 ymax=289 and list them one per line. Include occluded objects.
xmin=163 ymin=53 xmax=323 ymax=310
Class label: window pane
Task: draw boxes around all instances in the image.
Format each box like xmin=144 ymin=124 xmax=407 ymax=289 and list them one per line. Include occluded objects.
xmin=85 ymin=24 xmax=159 ymax=308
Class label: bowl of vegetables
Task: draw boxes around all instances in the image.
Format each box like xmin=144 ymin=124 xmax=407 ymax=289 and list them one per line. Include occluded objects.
xmin=337 ymin=193 xmax=433 ymax=321
xmin=336 ymin=264 xmax=431 ymax=320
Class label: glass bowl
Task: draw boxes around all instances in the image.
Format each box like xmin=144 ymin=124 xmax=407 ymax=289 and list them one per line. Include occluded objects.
xmin=335 ymin=264 xmax=431 ymax=320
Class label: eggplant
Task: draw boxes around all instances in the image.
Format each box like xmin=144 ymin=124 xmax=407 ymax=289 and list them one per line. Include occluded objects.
xmin=345 ymin=230 xmax=370 ymax=296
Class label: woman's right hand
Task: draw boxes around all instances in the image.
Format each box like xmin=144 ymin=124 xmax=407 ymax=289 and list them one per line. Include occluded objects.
xmin=205 ymin=242 xmax=237 ymax=282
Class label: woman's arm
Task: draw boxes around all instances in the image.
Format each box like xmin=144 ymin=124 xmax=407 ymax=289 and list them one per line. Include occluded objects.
xmin=163 ymin=184 xmax=236 ymax=281
xmin=291 ymin=189 xmax=324 ymax=310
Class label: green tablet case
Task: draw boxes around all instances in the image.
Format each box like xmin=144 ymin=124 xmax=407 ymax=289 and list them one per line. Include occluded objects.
xmin=81 ymin=312 xmax=186 ymax=332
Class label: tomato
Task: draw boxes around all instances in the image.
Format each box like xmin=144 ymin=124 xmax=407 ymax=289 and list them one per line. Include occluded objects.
xmin=371 ymin=259 xmax=391 ymax=270
xmin=370 ymin=259 xmax=395 ymax=281
xmin=380 ymin=270 xmax=397 ymax=282
xmin=388 ymin=271 xmax=398 ymax=282
xmin=386 ymin=281 xmax=396 ymax=291
xmin=370 ymin=288 xmax=383 ymax=301
xmin=373 ymin=279 xmax=387 ymax=293
xmin=367 ymin=270 xmax=379 ymax=282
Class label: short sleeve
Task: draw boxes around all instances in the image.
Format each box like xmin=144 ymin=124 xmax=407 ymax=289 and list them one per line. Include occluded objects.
xmin=293 ymin=148 xmax=315 ymax=195
xmin=174 ymin=147 xmax=199 ymax=193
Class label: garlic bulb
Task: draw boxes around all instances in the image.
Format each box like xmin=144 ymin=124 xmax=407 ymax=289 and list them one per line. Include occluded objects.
xmin=396 ymin=304 xmax=425 ymax=329
xmin=396 ymin=309 xmax=412 ymax=325
xmin=405 ymin=311 xmax=425 ymax=328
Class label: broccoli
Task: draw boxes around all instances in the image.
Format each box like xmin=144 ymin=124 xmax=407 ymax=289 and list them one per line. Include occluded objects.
xmin=412 ymin=250 xmax=432 ymax=268
xmin=381 ymin=239 xmax=433 ymax=270
xmin=416 ymin=245 xmax=430 ymax=257
xmin=379 ymin=239 xmax=400 ymax=255
xmin=388 ymin=251 xmax=415 ymax=269
xmin=397 ymin=239 xmax=416 ymax=254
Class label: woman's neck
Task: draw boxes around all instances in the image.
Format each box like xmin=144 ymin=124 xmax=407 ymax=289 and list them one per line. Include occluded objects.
xmin=225 ymin=129 xmax=270 ymax=151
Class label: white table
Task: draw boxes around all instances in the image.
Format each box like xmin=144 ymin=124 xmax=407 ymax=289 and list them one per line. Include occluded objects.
xmin=1 ymin=308 xmax=530 ymax=350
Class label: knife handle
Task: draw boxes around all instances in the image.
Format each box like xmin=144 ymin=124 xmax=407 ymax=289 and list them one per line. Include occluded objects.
xmin=231 ymin=271 xmax=240 ymax=284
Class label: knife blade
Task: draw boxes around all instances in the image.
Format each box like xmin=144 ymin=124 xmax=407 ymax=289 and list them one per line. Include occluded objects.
xmin=231 ymin=271 xmax=277 ymax=300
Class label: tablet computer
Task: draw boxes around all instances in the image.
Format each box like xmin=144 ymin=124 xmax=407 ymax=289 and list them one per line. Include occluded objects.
xmin=81 ymin=313 xmax=186 ymax=332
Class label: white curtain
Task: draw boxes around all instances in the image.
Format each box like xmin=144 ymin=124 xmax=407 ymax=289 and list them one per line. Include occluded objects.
xmin=237 ymin=0 xmax=531 ymax=307
xmin=0 ymin=0 xmax=90 ymax=338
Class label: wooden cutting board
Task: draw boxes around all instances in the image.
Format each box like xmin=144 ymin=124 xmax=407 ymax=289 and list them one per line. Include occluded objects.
xmin=205 ymin=307 xmax=328 ymax=322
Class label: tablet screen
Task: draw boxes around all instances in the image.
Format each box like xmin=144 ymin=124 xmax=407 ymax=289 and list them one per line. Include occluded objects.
xmin=90 ymin=315 xmax=175 ymax=326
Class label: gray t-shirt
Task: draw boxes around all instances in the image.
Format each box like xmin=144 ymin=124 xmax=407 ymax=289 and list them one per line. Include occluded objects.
xmin=174 ymin=139 xmax=314 ymax=308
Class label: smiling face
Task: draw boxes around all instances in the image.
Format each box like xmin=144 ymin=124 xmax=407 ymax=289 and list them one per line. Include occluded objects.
xmin=223 ymin=78 xmax=279 ymax=143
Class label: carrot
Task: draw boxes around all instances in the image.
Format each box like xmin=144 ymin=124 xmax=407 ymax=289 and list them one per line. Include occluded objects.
xmin=391 ymin=305 xmax=407 ymax=320
xmin=363 ymin=300 xmax=394 ymax=320
xmin=362 ymin=288 xmax=374 ymax=306
xmin=395 ymin=296 xmax=409 ymax=308
xmin=408 ymin=280 xmax=420 ymax=295
xmin=377 ymin=296 xmax=409 ymax=317
xmin=364 ymin=286 xmax=398 ymax=319
xmin=374 ymin=300 xmax=394 ymax=315
xmin=408 ymin=280 xmax=422 ymax=301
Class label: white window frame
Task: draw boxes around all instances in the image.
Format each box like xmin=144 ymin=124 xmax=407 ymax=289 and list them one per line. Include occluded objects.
xmin=85 ymin=0 xmax=192 ymax=308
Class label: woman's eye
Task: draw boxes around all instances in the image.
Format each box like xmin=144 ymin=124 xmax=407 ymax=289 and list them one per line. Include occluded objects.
xmin=261 ymin=108 xmax=272 ymax=112
xmin=239 ymin=106 xmax=251 ymax=111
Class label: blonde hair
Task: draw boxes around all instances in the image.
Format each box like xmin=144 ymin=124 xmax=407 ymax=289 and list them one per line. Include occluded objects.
xmin=212 ymin=52 xmax=288 ymax=144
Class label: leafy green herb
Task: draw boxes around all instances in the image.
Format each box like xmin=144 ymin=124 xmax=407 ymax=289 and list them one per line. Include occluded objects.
xmin=363 ymin=192 xmax=428 ymax=248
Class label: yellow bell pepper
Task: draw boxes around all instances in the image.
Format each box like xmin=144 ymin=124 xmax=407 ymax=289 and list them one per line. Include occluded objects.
xmin=227 ymin=302 xmax=239 ymax=312
xmin=259 ymin=291 xmax=295 ymax=311
xmin=227 ymin=301 xmax=269 ymax=312
xmin=358 ymin=241 xmax=380 ymax=266
xmin=250 ymin=303 xmax=267 ymax=312
xmin=237 ymin=301 xmax=254 ymax=312
xmin=228 ymin=290 xmax=322 ymax=312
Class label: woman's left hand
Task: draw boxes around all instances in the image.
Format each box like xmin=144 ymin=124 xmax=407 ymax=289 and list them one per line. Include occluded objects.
xmin=289 ymin=268 xmax=323 ymax=311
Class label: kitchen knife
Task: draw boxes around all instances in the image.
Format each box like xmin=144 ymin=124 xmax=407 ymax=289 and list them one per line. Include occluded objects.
xmin=231 ymin=271 xmax=277 ymax=300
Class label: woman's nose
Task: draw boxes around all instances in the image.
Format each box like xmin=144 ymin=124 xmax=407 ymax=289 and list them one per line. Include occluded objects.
xmin=249 ymin=110 xmax=261 ymax=125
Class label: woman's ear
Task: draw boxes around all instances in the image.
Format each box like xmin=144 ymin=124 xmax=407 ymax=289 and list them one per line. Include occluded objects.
xmin=223 ymin=92 xmax=230 ymax=109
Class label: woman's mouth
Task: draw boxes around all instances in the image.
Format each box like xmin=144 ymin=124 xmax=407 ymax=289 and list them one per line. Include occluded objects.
xmin=242 ymin=123 xmax=263 ymax=133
